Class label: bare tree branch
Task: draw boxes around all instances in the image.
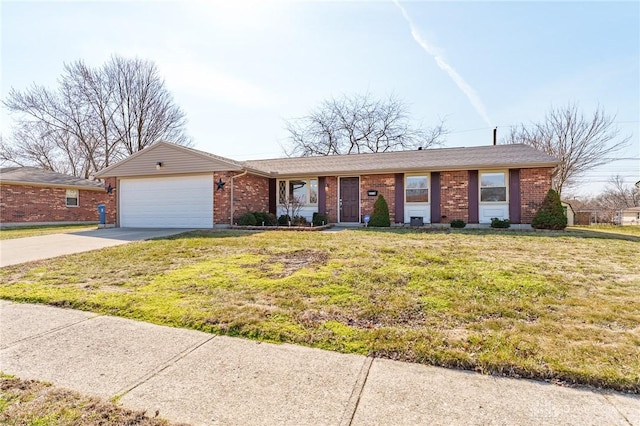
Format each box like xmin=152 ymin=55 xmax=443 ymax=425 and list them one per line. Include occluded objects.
xmin=2 ymin=55 xmax=191 ymax=177
xmin=284 ymin=93 xmax=447 ymax=157
xmin=503 ymin=103 xmax=630 ymax=195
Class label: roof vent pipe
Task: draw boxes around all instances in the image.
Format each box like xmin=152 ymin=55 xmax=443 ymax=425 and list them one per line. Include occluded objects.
xmin=493 ymin=127 xmax=497 ymax=146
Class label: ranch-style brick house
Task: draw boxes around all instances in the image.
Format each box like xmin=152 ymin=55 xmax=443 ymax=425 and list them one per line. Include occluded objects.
xmin=94 ymin=141 xmax=558 ymax=228
xmin=0 ymin=167 xmax=108 ymax=226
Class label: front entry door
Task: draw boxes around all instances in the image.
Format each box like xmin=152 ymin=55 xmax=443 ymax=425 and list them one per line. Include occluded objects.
xmin=340 ymin=177 xmax=360 ymax=222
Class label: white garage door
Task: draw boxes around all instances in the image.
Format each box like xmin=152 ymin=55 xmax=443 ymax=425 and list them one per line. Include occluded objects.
xmin=120 ymin=175 xmax=213 ymax=228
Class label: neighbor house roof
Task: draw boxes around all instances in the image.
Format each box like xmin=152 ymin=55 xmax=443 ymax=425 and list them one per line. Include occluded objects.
xmin=623 ymin=206 xmax=640 ymax=212
xmin=244 ymin=144 xmax=559 ymax=176
xmin=0 ymin=167 xmax=104 ymax=190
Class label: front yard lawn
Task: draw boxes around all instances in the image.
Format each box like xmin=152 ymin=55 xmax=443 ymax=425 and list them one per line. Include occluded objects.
xmin=0 ymin=224 xmax=97 ymax=240
xmin=570 ymin=225 xmax=640 ymax=238
xmin=1 ymin=229 xmax=638 ymax=392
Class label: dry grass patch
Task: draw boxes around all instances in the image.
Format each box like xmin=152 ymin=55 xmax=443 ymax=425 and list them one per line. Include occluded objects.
xmin=0 ymin=229 xmax=638 ymax=392
xmin=0 ymin=224 xmax=97 ymax=240
xmin=0 ymin=374 xmax=186 ymax=425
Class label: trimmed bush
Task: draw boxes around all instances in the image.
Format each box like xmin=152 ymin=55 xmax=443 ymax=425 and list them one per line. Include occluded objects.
xmin=253 ymin=211 xmax=276 ymax=226
xmin=277 ymin=214 xmax=291 ymax=226
xmin=490 ymin=217 xmax=511 ymax=228
xmin=238 ymin=212 xmax=257 ymax=226
xmin=450 ymin=219 xmax=466 ymax=228
xmin=312 ymin=212 xmax=329 ymax=226
xmin=532 ymin=189 xmax=568 ymax=230
xmin=293 ymin=215 xmax=308 ymax=226
xmin=368 ymin=195 xmax=390 ymax=227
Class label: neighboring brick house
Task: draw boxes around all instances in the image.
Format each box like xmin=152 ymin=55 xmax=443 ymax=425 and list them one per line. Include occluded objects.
xmin=0 ymin=167 xmax=109 ymax=226
xmin=94 ymin=142 xmax=558 ymax=228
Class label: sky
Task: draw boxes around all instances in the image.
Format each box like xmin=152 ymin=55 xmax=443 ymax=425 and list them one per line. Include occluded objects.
xmin=1 ymin=0 xmax=638 ymax=197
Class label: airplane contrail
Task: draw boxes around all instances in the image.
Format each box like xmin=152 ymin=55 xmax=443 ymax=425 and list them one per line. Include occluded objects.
xmin=392 ymin=0 xmax=493 ymax=127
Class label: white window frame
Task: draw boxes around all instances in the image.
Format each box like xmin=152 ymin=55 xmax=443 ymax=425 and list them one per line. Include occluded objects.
xmin=479 ymin=170 xmax=508 ymax=203
xmin=66 ymin=189 xmax=79 ymax=207
xmin=405 ymin=174 xmax=430 ymax=204
xmin=277 ymin=178 xmax=318 ymax=206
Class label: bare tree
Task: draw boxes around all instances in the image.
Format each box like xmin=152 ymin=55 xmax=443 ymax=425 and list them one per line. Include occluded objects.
xmin=105 ymin=56 xmax=190 ymax=158
xmin=284 ymin=93 xmax=447 ymax=156
xmin=2 ymin=55 xmax=190 ymax=177
xmin=593 ymin=175 xmax=640 ymax=222
xmin=503 ymin=103 xmax=630 ymax=195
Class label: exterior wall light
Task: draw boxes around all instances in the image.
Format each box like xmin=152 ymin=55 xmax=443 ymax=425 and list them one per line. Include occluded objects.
xmin=156 ymin=162 xmax=163 ymax=170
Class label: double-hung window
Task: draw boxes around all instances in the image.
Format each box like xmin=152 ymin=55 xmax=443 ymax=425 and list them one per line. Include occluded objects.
xmin=405 ymin=175 xmax=429 ymax=203
xmin=66 ymin=189 xmax=79 ymax=207
xmin=480 ymin=172 xmax=507 ymax=202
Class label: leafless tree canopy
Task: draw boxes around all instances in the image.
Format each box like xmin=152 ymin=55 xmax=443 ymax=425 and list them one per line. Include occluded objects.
xmin=284 ymin=93 xmax=447 ymax=156
xmin=502 ymin=103 xmax=630 ymax=195
xmin=1 ymin=55 xmax=190 ymax=178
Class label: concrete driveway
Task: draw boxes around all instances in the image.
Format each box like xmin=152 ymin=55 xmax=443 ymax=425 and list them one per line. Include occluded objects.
xmin=0 ymin=228 xmax=192 ymax=268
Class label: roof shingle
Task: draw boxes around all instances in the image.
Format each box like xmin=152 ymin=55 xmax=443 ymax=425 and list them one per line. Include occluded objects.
xmin=0 ymin=167 xmax=104 ymax=189
xmin=244 ymin=144 xmax=559 ymax=176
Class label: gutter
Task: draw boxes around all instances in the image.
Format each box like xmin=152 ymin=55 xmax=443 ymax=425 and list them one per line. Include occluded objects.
xmin=229 ymin=169 xmax=248 ymax=225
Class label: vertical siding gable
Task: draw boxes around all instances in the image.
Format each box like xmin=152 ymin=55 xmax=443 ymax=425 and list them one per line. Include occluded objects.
xmin=100 ymin=144 xmax=242 ymax=177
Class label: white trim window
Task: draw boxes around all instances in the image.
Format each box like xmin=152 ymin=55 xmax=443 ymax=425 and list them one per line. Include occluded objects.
xmin=66 ymin=189 xmax=79 ymax=207
xmin=278 ymin=178 xmax=318 ymax=205
xmin=405 ymin=175 xmax=429 ymax=203
xmin=480 ymin=172 xmax=507 ymax=202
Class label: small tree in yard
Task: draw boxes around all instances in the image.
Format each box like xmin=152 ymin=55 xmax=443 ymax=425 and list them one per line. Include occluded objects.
xmin=532 ymin=189 xmax=567 ymax=230
xmin=368 ymin=195 xmax=390 ymax=227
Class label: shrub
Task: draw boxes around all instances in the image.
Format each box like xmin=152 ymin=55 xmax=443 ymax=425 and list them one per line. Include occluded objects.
xmin=292 ymin=215 xmax=308 ymax=226
xmin=312 ymin=212 xmax=329 ymax=226
xmin=532 ymin=189 xmax=568 ymax=230
xmin=368 ymin=195 xmax=390 ymax=227
xmin=450 ymin=219 xmax=466 ymax=228
xmin=490 ymin=217 xmax=511 ymax=228
xmin=277 ymin=214 xmax=291 ymax=226
xmin=238 ymin=212 xmax=257 ymax=226
xmin=253 ymin=211 xmax=276 ymax=226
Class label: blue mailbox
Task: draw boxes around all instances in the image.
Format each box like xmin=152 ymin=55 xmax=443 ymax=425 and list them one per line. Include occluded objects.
xmin=97 ymin=204 xmax=106 ymax=225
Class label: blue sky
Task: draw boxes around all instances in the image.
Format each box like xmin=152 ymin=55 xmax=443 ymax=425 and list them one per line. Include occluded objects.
xmin=1 ymin=0 xmax=638 ymax=196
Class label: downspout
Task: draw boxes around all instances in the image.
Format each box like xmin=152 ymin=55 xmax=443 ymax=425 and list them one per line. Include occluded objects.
xmin=230 ymin=169 xmax=248 ymax=225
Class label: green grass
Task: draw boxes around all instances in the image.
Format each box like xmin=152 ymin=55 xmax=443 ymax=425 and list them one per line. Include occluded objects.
xmin=0 ymin=224 xmax=97 ymax=240
xmin=1 ymin=229 xmax=639 ymax=392
xmin=0 ymin=373 xmax=185 ymax=425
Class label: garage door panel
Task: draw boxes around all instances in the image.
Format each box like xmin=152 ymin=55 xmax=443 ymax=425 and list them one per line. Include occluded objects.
xmin=120 ymin=175 xmax=213 ymax=228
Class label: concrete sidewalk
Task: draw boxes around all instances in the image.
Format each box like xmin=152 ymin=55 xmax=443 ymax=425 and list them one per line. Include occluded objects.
xmin=0 ymin=301 xmax=638 ymax=426
xmin=0 ymin=228 xmax=191 ymax=267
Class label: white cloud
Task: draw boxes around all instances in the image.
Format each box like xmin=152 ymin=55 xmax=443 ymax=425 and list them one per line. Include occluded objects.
xmin=393 ymin=0 xmax=493 ymax=127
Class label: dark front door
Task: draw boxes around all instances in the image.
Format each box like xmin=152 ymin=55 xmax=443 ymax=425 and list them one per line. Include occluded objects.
xmin=340 ymin=177 xmax=359 ymax=222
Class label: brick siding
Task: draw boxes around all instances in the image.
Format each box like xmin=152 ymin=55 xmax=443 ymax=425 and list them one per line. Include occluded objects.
xmin=104 ymin=177 xmax=117 ymax=225
xmin=0 ymin=183 xmax=109 ymax=224
xmin=520 ymin=167 xmax=554 ymax=223
xmin=232 ymin=173 xmax=270 ymax=222
xmin=214 ymin=172 xmax=269 ymax=224
xmin=324 ymin=176 xmax=339 ymax=223
xmin=360 ymin=174 xmax=396 ymax=223
xmin=440 ymin=171 xmax=469 ymax=222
